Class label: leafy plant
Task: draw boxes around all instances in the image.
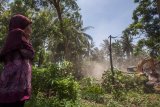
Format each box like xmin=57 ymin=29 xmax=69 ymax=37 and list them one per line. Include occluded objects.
xmin=80 ymin=77 xmax=105 ymax=103
xmin=32 ymin=61 xmax=80 ymax=101
xmin=102 ymin=69 xmax=148 ymax=100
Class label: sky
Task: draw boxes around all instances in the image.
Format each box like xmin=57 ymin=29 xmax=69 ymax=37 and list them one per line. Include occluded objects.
xmin=77 ymin=0 xmax=137 ymax=48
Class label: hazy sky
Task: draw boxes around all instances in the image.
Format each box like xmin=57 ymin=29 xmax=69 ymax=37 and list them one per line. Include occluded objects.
xmin=77 ymin=0 xmax=137 ymax=47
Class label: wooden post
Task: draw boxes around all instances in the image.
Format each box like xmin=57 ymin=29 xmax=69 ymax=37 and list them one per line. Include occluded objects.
xmin=109 ymin=35 xmax=115 ymax=84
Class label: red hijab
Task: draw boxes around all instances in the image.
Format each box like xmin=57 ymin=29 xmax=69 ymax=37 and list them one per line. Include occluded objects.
xmin=0 ymin=14 xmax=34 ymax=62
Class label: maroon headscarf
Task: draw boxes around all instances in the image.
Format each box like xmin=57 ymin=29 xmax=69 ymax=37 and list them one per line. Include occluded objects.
xmin=0 ymin=14 xmax=34 ymax=62
xmin=9 ymin=14 xmax=32 ymax=31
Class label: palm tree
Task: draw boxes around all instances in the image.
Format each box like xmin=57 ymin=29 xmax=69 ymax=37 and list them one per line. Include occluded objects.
xmin=100 ymin=39 xmax=110 ymax=61
xmin=101 ymin=39 xmax=109 ymax=53
xmin=90 ymin=47 xmax=105 ymax=62
xmin=121 ymin=30 xmax=134 ymax=59
xmin=47 ymin=0 xmax=80 ymax=60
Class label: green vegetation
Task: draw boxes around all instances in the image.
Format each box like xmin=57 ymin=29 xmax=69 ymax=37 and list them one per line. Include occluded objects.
xmin=25 ymin=66 xmax=160 ymax=107
xmin=0 ymin=0 xmax=160 ymax=107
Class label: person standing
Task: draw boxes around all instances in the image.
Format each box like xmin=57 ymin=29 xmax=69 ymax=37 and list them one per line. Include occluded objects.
xmin=0 ymin=14 xmax=34 ymax=107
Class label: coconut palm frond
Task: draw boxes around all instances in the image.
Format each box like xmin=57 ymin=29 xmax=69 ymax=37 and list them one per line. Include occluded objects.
xmin=83 ymin=33 xmax=93 ymax=41
xmin=81 ymin=26 xmax=94 ymax=32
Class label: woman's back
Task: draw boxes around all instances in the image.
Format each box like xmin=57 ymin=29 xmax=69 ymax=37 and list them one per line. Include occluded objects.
xmin=0 ymin=50 xmax=32 ymax=103
xmin=0 ymin=14 xmax=34 ymax=107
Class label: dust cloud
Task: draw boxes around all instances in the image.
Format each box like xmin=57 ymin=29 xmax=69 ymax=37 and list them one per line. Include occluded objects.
xmin=81 ymin=61 xmax=109 ymax=80
xmin=81 ymin=55 xmax=144 ymax=79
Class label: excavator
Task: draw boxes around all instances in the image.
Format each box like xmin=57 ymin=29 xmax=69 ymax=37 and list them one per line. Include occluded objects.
xmin=136 ymin=44 xmax=160 ymax=91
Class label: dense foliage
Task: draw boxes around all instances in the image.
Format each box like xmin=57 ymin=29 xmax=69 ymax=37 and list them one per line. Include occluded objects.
xmin=25 ymin=61 xmax=80 ymax=107
xmin=0 ymin=0 xmax=160 ymax=107
xmin=26 ymin=66 xmax=160 ymax=107
xmin=123 ymin=0 xmax=160 ymax=55
xmin=0 ymin=0 xmax=93 ymax=76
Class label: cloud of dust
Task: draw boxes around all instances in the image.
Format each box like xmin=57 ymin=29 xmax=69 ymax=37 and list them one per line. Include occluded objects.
xmin=82 ymin=61 xmax=109 ymax=80
xmin=81 ymin=55 xmax=146 ymax=80
xmin=112 ymin=55 xmax=147 ymax=72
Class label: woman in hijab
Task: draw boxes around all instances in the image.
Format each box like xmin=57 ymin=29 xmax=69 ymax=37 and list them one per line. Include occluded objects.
xmin=0 ymin=14 xmax=34 ymax=107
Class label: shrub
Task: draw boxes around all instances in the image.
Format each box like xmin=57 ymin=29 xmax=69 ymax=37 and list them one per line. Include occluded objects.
xmin=102 ymin=69 xmax=147 ymax=91
xmin=101 ymin=69 xmax=148 ymax=100
xmin=53 ymin=77 xmax=80 ymax=100
xmin=25 ymin=92 xmax=80 ymax=107
xmin=80 ymin=77 xmax=105 ymax=103
xmin=31 ymin=61 xmax=80 ymax=101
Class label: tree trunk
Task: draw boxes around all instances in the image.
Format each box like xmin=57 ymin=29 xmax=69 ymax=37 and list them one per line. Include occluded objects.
xmin=51 ymin=0 xmax=69 ymax=60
